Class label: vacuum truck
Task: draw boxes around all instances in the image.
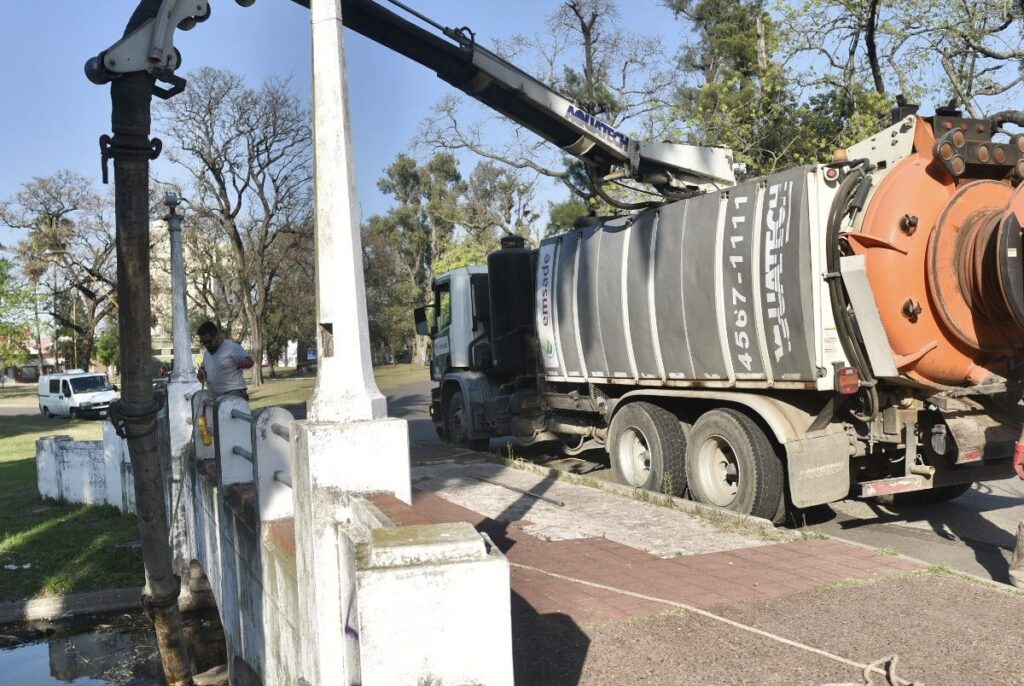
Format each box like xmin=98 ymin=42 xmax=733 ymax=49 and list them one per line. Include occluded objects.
xmin=306 ymin=0 xmax=1024 ymax=521
xmin=417 ymin=111 xmax=1024 ymax=521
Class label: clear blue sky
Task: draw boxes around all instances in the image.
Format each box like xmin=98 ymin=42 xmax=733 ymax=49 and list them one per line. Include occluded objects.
xmin=0 ymin=1 xmax=681 ymax=248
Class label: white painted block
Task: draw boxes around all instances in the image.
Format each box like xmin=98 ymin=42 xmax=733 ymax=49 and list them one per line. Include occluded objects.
xmin=291 ymin=417 xmax=411 ymax=505
xmin=356 ymin=524 xmax=513 ymax=686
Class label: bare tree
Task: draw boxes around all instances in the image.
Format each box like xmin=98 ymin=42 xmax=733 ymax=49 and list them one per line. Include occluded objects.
xmin=0 ymin=170 xmax=117 ymax=370
xmin=157 ymin=67 xmax=313 ymax=386
xmin=416 ymin=0 xmax=678 ymax=200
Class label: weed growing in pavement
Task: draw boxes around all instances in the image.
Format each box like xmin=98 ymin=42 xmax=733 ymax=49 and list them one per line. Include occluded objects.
xmin=875 ymin=547 xmax=899 ymax=556
xmin=817 ymin=577 xmax=869 ymax=593
xmin=688 ymin=507 xmax=789 ymax=543
xmin=926 ymin=563 xmax=956 ymax=576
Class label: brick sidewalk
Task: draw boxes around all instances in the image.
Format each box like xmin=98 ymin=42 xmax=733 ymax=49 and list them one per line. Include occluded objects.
xmin=370 ymin=488 xmax=923 ymax=625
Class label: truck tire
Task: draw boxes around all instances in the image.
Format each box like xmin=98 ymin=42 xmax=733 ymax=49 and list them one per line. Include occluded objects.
xmin=877 ymin=482 xmax=973 ymax=507
xmin=42 ymin=406 xmax=52 ymax=418
xmin=608 ymin=402 xmax=687 ymax=496
xmin=446 ymin=391 xmax=489 ymax=452
xmin=686 ymin=408 xmax=784 ymax=521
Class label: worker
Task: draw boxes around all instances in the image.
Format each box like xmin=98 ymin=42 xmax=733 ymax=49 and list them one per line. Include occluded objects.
xmin=196 ymin=321 xmax=255 ymax=400
xmin=1011 ymin=440 xmax=1024 ymax=588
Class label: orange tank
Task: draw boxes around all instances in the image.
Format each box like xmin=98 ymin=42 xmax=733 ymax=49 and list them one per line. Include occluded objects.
xmin=850 ymin=117 xmax=1024 ymax=387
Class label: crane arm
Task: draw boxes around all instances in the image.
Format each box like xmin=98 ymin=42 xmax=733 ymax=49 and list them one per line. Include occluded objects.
xmin=86 ymin=0 xmax=736 ymax=194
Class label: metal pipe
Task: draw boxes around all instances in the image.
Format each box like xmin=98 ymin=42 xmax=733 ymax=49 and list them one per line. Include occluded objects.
xmin=472 ymin=475 xmax=565 ymax=507
xmin=271 ymin=422 xmax=290 ymax=441
xmin=232 ymin=445 xmax=253 ymax=462
xmin=273 ymin=470 xmax=293 ymax=488
xmin=231 ymin=409 xmax=252 ymax=422
xmin=103 ymin=2 xmax=192 ymax=683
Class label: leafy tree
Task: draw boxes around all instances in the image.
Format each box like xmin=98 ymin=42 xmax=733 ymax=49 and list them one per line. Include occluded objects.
xmin=546 ymin=197 xmax=589 ymax=236
xmin=0 ymin=258 xmax=32 ymax=371
xmin=95 ymin=323 xmax=120 ymax=377
xmin=668 ymin=0 xmax=892 ymax=176
xmin=0 ymin=170 xmax=117 ymax=371
xmin=779 ymin=0 xmax=1024 ymax=117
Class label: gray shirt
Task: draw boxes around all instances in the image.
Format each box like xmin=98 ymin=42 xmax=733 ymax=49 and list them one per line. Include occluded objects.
xmin=201 ymin=340 xmax=251 ymax=397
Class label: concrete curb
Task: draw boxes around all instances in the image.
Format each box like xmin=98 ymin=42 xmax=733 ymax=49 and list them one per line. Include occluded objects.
xmin=469 ymin=449 xmax=785 ymax=534
xmin=814 ymin=528 xmax=1024 ymax=597
xmin=0 ymin=586 xmax=142 ymax=625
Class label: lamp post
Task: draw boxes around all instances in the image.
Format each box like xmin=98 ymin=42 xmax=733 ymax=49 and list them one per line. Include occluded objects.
xmin=163 ymin=193 xmax=195 ymax=381
xmin=43 ymin=249 xmax=72 ymax=369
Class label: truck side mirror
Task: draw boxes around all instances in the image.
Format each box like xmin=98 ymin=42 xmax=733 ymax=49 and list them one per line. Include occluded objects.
xmin=414 ymin=305 xmax=431 ymax=337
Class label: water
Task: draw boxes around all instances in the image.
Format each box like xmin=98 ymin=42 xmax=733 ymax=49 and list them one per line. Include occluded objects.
xmin=0 ymin=612 xmax=225 ymax=686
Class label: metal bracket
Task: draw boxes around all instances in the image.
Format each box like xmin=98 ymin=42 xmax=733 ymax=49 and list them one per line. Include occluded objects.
xmin=99 ymin=135 xmax=163 ymax=184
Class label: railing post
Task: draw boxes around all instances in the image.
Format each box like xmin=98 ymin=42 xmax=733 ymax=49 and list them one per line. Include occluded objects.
xmin=213 ymin=395 xmax=254 ymax=488
xmin=252 ymin=407 xmax=295 ymax=521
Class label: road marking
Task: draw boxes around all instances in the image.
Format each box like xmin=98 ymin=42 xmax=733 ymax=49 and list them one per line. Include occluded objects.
xmin=511 ymin=562 xmax=919 ymax=686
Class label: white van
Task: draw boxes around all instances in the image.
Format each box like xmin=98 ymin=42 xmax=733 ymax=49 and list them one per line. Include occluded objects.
xmin=38 ymin=370 xmax=119 ymax=419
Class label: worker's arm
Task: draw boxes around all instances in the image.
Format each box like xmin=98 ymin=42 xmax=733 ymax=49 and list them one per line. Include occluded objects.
xmin=237 ymin=356 xmax=254 ymax=370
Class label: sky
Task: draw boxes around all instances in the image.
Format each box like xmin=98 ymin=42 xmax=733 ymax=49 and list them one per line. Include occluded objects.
xmin=0 ymin=1 xmax=683 ymax=248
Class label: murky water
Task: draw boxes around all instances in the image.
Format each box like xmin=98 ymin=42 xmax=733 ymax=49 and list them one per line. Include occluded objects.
xmin=0 ymin=611 xmax=224 ymax=686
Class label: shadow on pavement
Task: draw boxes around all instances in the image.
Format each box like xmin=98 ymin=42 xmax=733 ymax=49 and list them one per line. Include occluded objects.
xmin=839 ymin=495 xmax=1017 ymax=581
xmin=511 ymin=590 xmax=589 ymax=686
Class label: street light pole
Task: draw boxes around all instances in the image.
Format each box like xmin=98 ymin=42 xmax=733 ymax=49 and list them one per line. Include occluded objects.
xmin=164 ymin=193 xmax=195 ymax=381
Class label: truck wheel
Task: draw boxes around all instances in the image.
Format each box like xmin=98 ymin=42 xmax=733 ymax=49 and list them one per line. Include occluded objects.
xmin=878 ymin=482 xmax=972 ymax=507
xmin=42 ymin=406 xmax=51 ymax=418
xmin=446 ymin=391 xmax=489 ymax=452
xmin=686 ymin=408 xmax=784 ymax=521
xmin=608 ymin=402 xmax=687 ymax=496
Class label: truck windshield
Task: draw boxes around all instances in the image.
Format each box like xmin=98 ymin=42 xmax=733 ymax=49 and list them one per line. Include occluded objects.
xmin=69 ymin=376 xmax=113 ymax=393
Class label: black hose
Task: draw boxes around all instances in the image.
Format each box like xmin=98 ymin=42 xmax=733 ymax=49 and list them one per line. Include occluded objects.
xmin=990 ymin=110 xmax=1024 ymax=128
xmin=826 ymin=163 xmax=880 ymax=420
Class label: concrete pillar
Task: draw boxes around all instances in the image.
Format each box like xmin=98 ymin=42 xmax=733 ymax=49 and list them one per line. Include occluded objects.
xmin=294 ymin=3 xmax=412 ymax=682
xmin=162 ymin=193 xmax=202 ymax=579
xmin=307 ymin=0 xmax=385 ymax=423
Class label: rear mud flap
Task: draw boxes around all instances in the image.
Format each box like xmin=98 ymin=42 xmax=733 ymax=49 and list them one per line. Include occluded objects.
xmin=942 ymin=406 xmax=1021 ymax=463
xmin=785 ymin=430 xmax=852 ymax=508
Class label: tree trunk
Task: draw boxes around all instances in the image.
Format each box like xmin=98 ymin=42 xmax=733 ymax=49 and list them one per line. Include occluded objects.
xmin=413 ymin=334 xmax=429 ymax=366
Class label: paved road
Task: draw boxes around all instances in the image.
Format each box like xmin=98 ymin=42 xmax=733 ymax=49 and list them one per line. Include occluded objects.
xmin=385 ymin=379 xmax=1024 ymax=584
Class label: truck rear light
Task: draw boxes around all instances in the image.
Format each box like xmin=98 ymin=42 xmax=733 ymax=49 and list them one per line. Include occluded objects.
xmin=836 ymin=367 xmax=861 ymax=394
xmin=958 ymin=449 xmax=982 ymax=462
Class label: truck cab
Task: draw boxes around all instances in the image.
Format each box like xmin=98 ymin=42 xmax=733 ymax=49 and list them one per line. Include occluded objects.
xmin=421 ymin=266 xmax=490 ymax=381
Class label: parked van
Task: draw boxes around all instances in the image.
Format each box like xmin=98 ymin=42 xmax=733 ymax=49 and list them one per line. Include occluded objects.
xmin=38 ymin=370 xmax=119 ymax=419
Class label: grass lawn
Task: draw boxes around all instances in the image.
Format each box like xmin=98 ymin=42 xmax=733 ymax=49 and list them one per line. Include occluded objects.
xmin=0 ymin=415 xmax=143 ymax=602
xmin=0 ymin=363 xmax=429 ymax=602
xmin=250 ymin=363 xmax=429 ymax=411
xmin=0 ymin=384 xmax=38 ymax=408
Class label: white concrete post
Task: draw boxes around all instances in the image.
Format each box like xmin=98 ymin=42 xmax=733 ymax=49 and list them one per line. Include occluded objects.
xmin=163 ymin=193 xmax=202 ymax=580
xmin=307 ymin=0 xmax=386 ymax=423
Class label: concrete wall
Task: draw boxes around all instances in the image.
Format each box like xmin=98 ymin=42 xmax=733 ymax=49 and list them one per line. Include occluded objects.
xmin=184 ymin=390 xmax=513 ymax=686
xmin=36 ymin=424 xmax=134 ymax=513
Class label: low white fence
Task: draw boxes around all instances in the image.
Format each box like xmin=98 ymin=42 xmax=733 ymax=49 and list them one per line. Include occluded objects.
xmin=36 ymin=423 xmax=135 ymax=514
